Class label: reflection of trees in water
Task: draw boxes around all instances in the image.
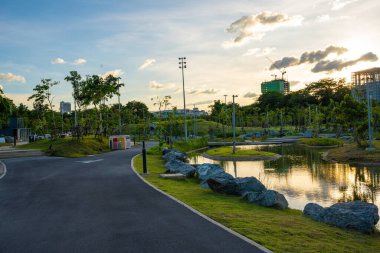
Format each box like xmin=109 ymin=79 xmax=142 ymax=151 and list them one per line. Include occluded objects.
xmin=257 ymin=144 xmax=380 ymax=204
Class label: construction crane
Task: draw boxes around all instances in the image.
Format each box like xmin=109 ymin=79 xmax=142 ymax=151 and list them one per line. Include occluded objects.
xmin=265 ymin=56 xmax=287 ymax=80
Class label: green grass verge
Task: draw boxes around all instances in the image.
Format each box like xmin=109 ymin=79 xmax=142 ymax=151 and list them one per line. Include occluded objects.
xmin=0 ymin=143 xmax=12 ymax=147
xmin=18 ymin=137 xmax=110 ymax=158
xmin=133 ymin=154 xmax=380 ymax=253
xmin=300 ymin=138 xmax=343 ymax=147
xmin=205 ymin=146 xmax=276 ymax=158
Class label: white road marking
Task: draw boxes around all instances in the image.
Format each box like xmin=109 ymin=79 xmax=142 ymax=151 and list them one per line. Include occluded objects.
xmin=76 ymin=159 xmax=104 ymax=164
xmin=0 ymin=161 xmax=7 ymax=180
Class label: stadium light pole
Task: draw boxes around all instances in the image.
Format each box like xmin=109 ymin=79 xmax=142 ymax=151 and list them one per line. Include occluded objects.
xmin=232 ymin=95 xmax=238 ymax=154
xmin=179 ymin=57 xmax=188 ymax=141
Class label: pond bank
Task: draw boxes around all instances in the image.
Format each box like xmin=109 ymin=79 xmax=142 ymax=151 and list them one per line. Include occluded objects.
xmin=323 ymin=143 xmax=380 ymax=166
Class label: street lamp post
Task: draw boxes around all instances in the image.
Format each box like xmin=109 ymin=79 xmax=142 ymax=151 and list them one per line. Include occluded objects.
xmin=223 ymin=94 xmax=227 ymax=140
xmin=179 ymin=57 xmax=188 ymax=141
xmin=118 ymin=86 xmax=122 ymax=134
xmin=232 ymin=95 xmax=238 ymax=154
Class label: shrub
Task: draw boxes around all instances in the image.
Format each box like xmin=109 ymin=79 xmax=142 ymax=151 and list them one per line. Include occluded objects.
xmin=300 ymin=138 xmax=343 ymax=146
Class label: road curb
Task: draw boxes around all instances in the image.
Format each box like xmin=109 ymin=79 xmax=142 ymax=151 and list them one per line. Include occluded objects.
xmin=0 ymin=160 xmax=7 ymax=179
xmin=130 ymin=155 xmax=273 ymax=253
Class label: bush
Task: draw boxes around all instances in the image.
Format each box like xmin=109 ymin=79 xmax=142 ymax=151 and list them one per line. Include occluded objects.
xmin=173 ymin=137 xmax=208 ymax=152
xmin=300 ymin=138 xmax=343 ymax=147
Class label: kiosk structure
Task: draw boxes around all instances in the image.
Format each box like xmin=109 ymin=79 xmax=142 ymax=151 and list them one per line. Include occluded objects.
xmin=109 ymin=135 xmax=131 ymax=150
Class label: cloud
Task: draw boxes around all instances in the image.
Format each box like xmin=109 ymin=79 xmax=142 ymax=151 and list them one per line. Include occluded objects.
xmin=0 ymin=84 xmax=3 ymax=91
xmin=191 ymin=100 xmax=214 ymax=106
xmin=73 ymin=58 xmax=87 ymax=65
xmin=300 ymin=46 xmax=348 ymax=64
xmin=0 ymin=72 xmax=26 ymax=83
xmin=311 ymin=52 xmax=378 ymax=73
xmin=148 ymin=80 xmax=176 ymax=90
xmin=316 ymin=14 xmax=331 ymax=23
xmin=270 ymin=45 xmax=348 ymax=69
xmin=243 ymin=92 xmax=258 ymax=98
xmin=139 ymin=59 xmax=156 ymax=70
xmin=101 ymin=69 xmax=124 ymax=78
xmin=224 ymin=11 xmax=303 ymax=48
xmin=243 ymin=47 xmax=275 ymax=57
xmin=51 ymin=58 xmax=66 ymax=64
xmin=330 ymin=0 xmax=357 ymax=10
xmin=270 ymin=57 xmax=300 ymax=70
xmin=188 ymin=88 xmax=219 ymax=95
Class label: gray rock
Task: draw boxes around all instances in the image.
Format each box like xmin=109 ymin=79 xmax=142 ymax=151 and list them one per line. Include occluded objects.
xmin=165 ymin=159 xmax=195 ymax=178
xmin=303 ymin=203 xmax=325 ymax=221
xmin=242 ymin=191 xmax=262 ymax=202
xmin=206 ymin=173 xmax=239 ymax=195
xmin=195 ymin=163 xmax=226 ymax=187
xmin=323 ymin=201 xmax=379 ymax=233
xmin=236 ymin=177 xmax=266 ymax=195
xmin=162 ymin=149 xmax=187 ymax=162
xmin=243 ymin=190 xmax=288 ymax=209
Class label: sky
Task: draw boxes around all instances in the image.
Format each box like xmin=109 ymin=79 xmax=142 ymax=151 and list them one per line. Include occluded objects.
xmin=1 ymin=0 xmax=379 ymax=111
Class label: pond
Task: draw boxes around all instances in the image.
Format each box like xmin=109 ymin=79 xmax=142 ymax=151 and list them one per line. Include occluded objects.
xmin=189 ymin=144 xmax=380 ymax=228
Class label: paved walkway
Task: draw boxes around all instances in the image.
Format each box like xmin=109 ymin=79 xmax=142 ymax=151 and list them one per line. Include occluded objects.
xmin=0 ymin=145 xmax=270 ymax=253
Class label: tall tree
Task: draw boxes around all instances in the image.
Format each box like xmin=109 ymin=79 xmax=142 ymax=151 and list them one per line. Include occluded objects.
xmin=28 ymin=79 xmax=59 ymax=130
xmin=64 ymin=71 xmax=82 ymax=127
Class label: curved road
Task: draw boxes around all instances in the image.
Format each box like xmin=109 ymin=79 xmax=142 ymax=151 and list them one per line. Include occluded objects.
xmin=0 ymin=144 xmax=268 ymax=253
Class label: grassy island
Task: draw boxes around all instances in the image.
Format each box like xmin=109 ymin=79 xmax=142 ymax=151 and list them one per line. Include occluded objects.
xmin=205 ymin=146 xmax=277 ymax=159
xmin=325 ymin=141 xmax=380 ymax=165
xmin=133 ymin=154 xmax=380 ymax=253
xmin=300 ymin=138 xmax=343 ymax=147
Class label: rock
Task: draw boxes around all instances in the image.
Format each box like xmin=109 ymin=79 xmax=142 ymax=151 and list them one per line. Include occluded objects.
xmin=160 ymin=173 xmax=186 ymax=180
xmin=323 ymin=201 xmax=379 ymax=233
xmin=303 ymin=201 xmax=379 ymax=233
xmin=195 ymin=163 xmax=226 ymax=187
xmin=242 ymin=191 xmax=262 ymax=202
xmin=206 ymin=173 xmax=239 ymax=195
xmin=162 ymin=149 xmax=187 ymax=162
xmin=162 ymin=148 xmax=171 ymax=155
xmin=243 ymin=190 xmax=288 ymax=209
xmin=165 ymin=159 xmax=195 ymax=178
xmin=236 ymin=177 xmax=266 ymax=195
xmin=303 ymin=203 xmax=325 ymax=221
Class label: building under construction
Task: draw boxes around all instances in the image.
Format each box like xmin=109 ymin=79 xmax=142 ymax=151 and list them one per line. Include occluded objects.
xmin=261 ymin=78 xmax=290 ymax=94
xmin=351 ymin=67 xmax=380 ymax=101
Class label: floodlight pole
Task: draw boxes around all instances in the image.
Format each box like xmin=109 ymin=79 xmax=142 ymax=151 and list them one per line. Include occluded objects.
xmin=232 ymin=95 xmax=238 ymax=154
xmin=179 ymin=57 xmax=188 ymax=141
xmin=118 ymin=85 xmax=122 ymax=134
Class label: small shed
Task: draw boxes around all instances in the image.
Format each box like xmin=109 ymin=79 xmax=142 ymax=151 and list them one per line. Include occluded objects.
xmin=109 ymin=135 xmax=131 ymax=150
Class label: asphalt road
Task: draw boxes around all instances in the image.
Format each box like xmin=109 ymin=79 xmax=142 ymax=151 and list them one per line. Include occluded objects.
xmin=0 ymin=144 xmax=268 ymax=253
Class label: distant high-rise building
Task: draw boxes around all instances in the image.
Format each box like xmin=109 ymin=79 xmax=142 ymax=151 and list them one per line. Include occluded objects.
xmin=261 ymin=79 xmax=289 ymax=94
xmin=60 ymin=101 xmax=71 ymax=114
xmin=351 ymin=67 xmax=380 ymax=102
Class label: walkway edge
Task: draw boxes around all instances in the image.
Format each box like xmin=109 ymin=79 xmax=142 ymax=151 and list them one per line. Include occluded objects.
xmin=130 ymin=155 xmax=273 ymax=253
xmin=0 ymin=160 xmax=7 ymax=179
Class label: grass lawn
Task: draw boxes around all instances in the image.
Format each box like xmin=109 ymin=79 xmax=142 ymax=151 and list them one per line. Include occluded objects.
xmin=326 ymin=140 xmax=380 ymax=164
xmin=0 ymin=143 xmax=12 ymax=147
xmin=205 ymin=146 xmax=277 ymax=158
xmin=133 ymin=154 xmax=380 ymax=253
xmin=18 ymin=136 xmax=110 ymax=158
xmin=300 ymin=138 xmax=343 ymax=147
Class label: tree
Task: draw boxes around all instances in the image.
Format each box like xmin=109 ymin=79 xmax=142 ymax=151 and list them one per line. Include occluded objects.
xmin=125 ymin=100 xmax=149 ymax=119
xmin=28 ymin=79 xmax=59 ymax=133
xmin=64 ymin=71 xmax=82 ymax=127
xmin=334 ymin=94 xmax=367 ymax=146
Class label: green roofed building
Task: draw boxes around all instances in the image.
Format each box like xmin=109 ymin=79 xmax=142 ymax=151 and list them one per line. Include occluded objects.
xmin=261 ymin=79 xmax=290 ymax=94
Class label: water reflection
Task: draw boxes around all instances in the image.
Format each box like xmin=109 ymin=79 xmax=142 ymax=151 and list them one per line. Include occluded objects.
xmin=190 ymin=144 xmax=380 ymax=224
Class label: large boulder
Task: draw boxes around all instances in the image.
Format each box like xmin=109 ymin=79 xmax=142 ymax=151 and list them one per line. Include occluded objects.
xmin=165 ymin=159 xmax=195 ymax=178
xmin=303 ymin=203 xmax=325 ymax=222
xmin=236 ymin=177 xmax=266 ymax=195
xmin=195 ymin=163 xmax=226 ymax=187
xmin=303 ymin=201 xmax=379 ymax=233
xmin=206 ymin=173 xmax=239 ymax=195
xmin=243 ymin=190 xmax=288 ymax=209
xmin=324 ymin=201 xmax=379 ymax=233
xmin=162 ymin=149 xmax=187 ymax=162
